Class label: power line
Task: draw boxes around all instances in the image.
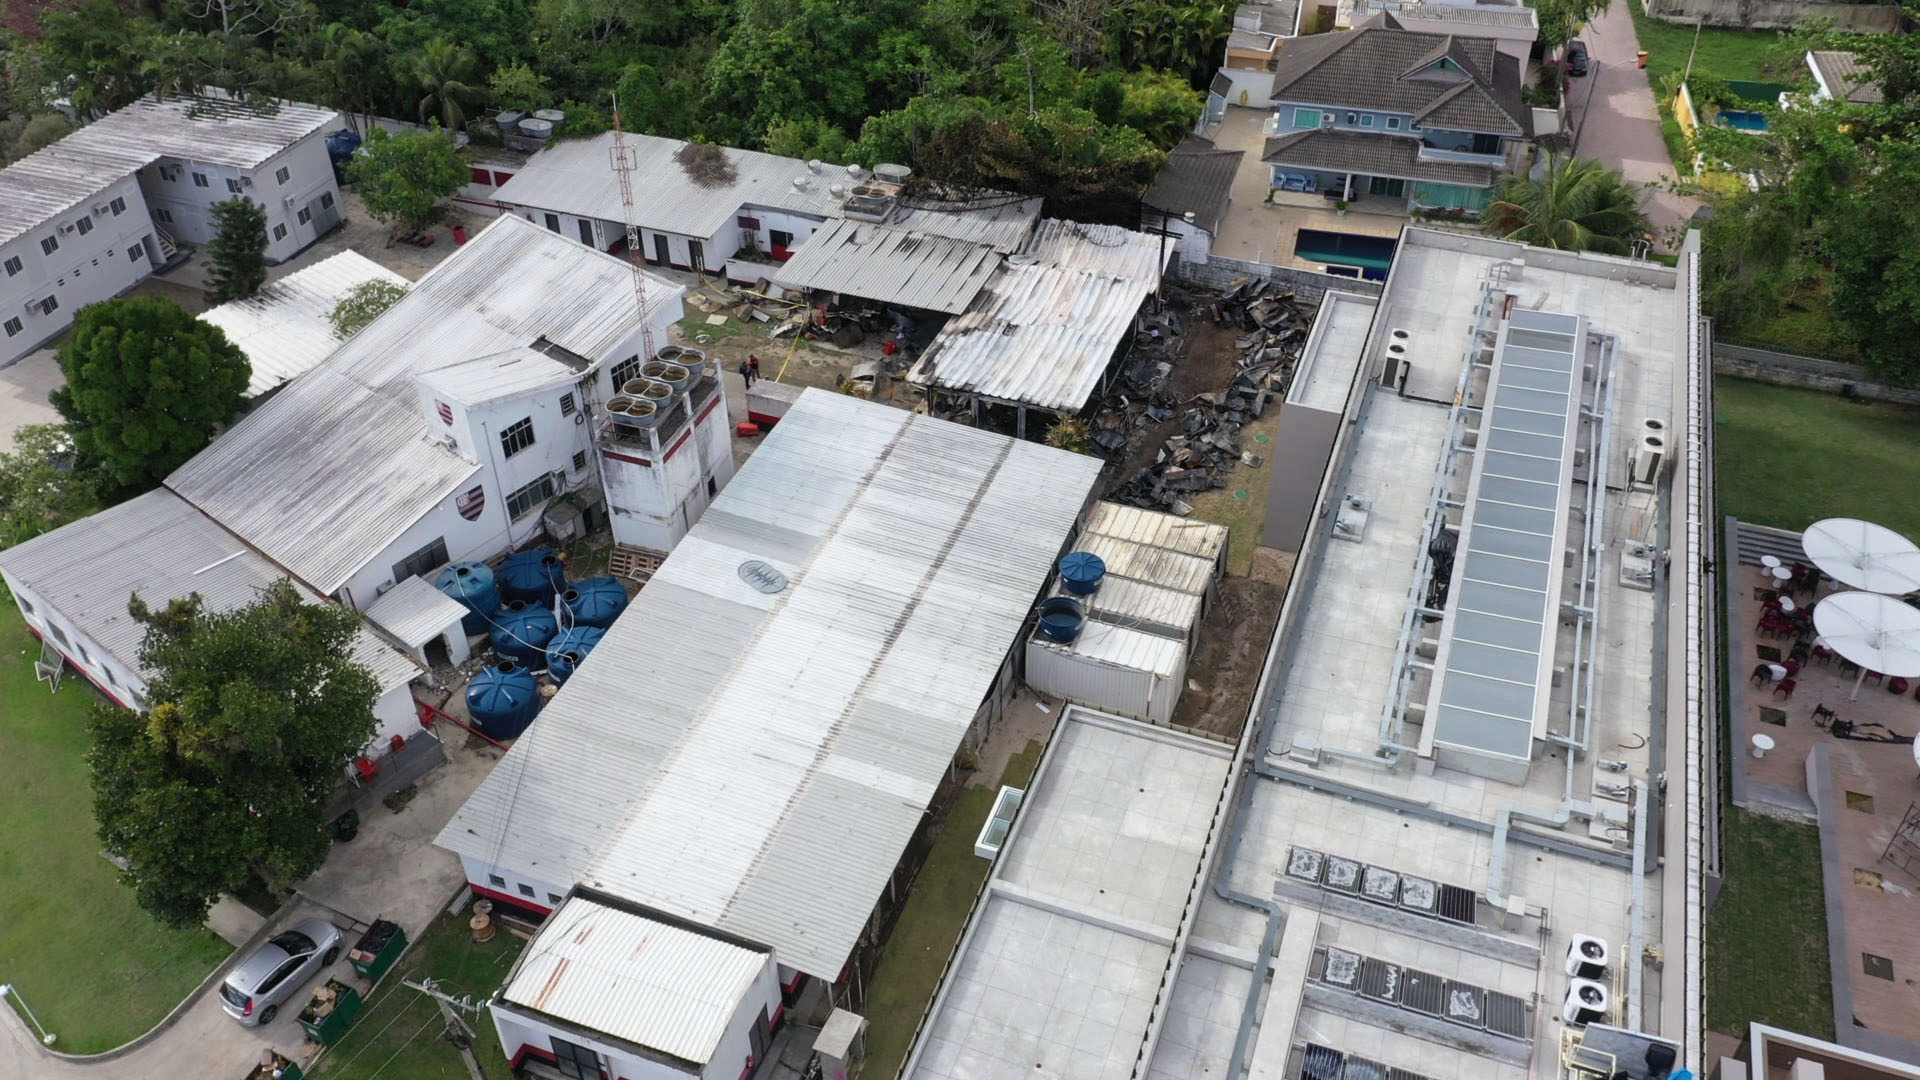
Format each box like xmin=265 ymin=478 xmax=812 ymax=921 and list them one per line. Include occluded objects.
xmin=364 ymin=1013 xmax=442 ymax=1080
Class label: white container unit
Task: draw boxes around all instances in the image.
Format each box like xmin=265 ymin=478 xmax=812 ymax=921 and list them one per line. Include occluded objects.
xmin=1025 ymin=619 xmax=1187 ymax=727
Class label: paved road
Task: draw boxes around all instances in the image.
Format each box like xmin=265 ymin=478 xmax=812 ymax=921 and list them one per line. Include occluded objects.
xmin=1565 ymin=0 xmax=1702 ymax=245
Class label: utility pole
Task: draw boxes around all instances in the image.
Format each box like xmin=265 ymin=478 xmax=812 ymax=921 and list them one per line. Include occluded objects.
xmin=405 ymin=978 xmax=490 ymax=1080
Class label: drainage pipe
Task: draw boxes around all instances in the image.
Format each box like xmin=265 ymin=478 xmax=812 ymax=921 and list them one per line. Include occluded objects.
xmin=1626 ymin=778 xmax=1650 ymax=1029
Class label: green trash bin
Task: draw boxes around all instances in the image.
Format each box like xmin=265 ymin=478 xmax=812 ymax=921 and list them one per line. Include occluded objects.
xmin=349 ymin=919 xmax=407 ymax=983
xmin=329 ymin=809 xmax=359 ymax=843
xmin=297 ymin=979 xmax=363 ymax=1047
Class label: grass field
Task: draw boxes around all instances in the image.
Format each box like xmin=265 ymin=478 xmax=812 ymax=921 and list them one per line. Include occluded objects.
xmin=1705 ymin=811 xmax=1835 ymax=1038
xmin=312 ymin=910 xmax=524 ymax=1080
xmin=0 ymin=604 xmax=232 ymax=1052
xmin=1714 ymin=376 xmax=1920 ymax=539
xmin=1627 ymin=4 xmax=1797 ymax=88
xmin=863 ymin=740 xmax=1046 ymax=1080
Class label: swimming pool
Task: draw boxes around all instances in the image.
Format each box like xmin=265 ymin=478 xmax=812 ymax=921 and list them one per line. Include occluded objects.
xmin=1717 ymin=109 xmax=1769 ymax=132
xmin=1295 ymin=229 xmax=1397 ymax=274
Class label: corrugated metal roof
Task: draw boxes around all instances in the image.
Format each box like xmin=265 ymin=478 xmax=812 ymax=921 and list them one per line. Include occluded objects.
xmin=0 ymin=95 xmax=339 ymax=248
xmin=906 ymin=221 xmax=1168 ymax=412
xmin=493 ymin=132 xmax=842 ymax=240
xmin=416 ymin=347 xmax=579 ymax=406
xmin=1052 ymin=574 xmax=1202 ymax=639
xmin=1079 ymin=533 xmax=1216 ymax=596
xmin=1033 ymin=619 xmax=1185 ymax=678
xmin=198 ymin=252 xmax=407 ymax=399
xmin=0 ymin=488 xmax=416 ymax=693
xmin=363 ymin=575 xmax=469 ymax=648
xmin=771 ymin=217 xmax=1004 ymax=315
xmin=437 ymin=390 xmax=1103 ymax=979
xmin=502 ymin=896 xmax=767 ymax=1065
xmin=169 ymin=215 xmax=682 ymax=595
xmin=880 ymin=195 xmax=1042 ymax=254
xmin=1084 ymin=502 xmax=1229 ymax=565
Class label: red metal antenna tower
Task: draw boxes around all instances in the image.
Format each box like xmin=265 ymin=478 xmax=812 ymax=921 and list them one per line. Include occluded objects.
xmin=608 ymin=93 xmax=656 ymax=366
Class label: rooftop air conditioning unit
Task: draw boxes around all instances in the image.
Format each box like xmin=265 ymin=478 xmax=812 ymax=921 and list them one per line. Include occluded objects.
xmin=1565 ymin=934 xmax=1609 ymax=979
xmin=1563 ymin=979 xmax=1609 ymax=1027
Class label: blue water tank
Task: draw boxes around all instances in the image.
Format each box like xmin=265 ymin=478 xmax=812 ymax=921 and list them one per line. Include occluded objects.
xmin=561 ymin=577 xmax=628 ymax=629
xmin=1037 ymin=596 xmax=1086 ymax=642
xmin=489 ymin=600 xmax=558 ymax=666
xmin=1059 ymin=552 xmax=1107 ymax=596
xmin=324 ymin=129 xmax=362 ymax=165
xmin=436 ymin=562 xmax=500 ymax=635
xmin=466 ymin=661 xmax=540 ymax=739
xmin=499 ymin=548 xmax=566 ymax=606
xmin=545 ymin=626 xmax=606 ymax=684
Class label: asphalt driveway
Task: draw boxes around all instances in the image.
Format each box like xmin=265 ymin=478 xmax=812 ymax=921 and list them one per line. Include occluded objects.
xmin=1564 ymin=0 xmax=1702 ymax=244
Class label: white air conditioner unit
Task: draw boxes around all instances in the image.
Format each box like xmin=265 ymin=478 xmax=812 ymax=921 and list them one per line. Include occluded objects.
xmin=1563 ymin=978 xmax=1609 ymax=1027
xmin=1630 ymin=434 xmax=1665 ymax=486
xmin=1565 ymin=934 xmax=1609 ymax=979
xmin=240 ymin=176 xmax=253 ymax=187
xmin=93 ymin=204 xmax=110 ymax=216
xmin=58 ymin=223 xmax=75 ymax=234
xmin=282 ymin=196 xmax=298 ymax=209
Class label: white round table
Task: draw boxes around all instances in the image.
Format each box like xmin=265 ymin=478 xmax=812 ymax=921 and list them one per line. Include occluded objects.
xmin=1767 ymin=663 xmax=1788 ymax=683
xmin=1771 ymin=566 xmax=1792 ymax=582
xmin=1761 ymin=555 xmax=1782 ymax=569
xmin=1752 ymin=732 xmax=1775 ymax=759
xmin=1779 ymin=596 xmax=1797 ymax=613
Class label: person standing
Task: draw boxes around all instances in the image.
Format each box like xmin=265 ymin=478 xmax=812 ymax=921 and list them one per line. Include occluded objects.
xmin=738 ymin=359 xmax=754 ymax=388
xmin=748 ymin=354 xmax=762 ymax=381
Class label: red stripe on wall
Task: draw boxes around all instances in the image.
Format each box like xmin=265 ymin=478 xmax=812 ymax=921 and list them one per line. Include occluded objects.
xmin=602 ymin=449 xmax=653 ymax=468
xmin=467 ymin=881 xmax=553 ymax=916
xmin=23 ymin=624 xmax=131 ymax=710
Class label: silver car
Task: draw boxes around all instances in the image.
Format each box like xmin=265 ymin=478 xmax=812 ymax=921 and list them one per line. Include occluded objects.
xmin=218 ymin=918 xmax=344 ymax=1025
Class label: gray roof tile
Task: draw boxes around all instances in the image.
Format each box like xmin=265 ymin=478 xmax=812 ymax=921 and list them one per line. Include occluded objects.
xmin=1261 ymin=128 xmax=1497 ymax=186
xmin=1267 ymin=21 xmax=1529 ymax=136
xmin=1144 ymin=136 xmax=1245 ymax=234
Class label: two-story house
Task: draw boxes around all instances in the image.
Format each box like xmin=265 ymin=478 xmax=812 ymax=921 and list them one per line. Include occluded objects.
xmin=1260 ymin=15 xmax=1532 ymax=215
xmin=0 ymin=94 xmax=343 ymax=364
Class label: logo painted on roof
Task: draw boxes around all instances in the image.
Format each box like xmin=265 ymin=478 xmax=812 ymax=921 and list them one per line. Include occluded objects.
xmin=738 ymin=560 xmax=788 ymax=594
xmin=436 ymin=400 xmax=453 ymax=425
xmin=455 ymin=485 xmax=486 ymax=521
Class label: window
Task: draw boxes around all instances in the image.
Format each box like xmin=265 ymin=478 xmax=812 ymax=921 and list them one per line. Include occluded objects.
xmin=226 ymin=178 xmax=244 ymax=194
xmin=320 ymin=192 xmax=334 ymax=210
xmin=560 ymin=392 xmax=576 ymax=416
xmin=272 ymin=223 xmax=287 ymax=241
xmin=572 ymin=450 xmax=587 ymax=472
xmin=16 ymin=595 xmax=31 ymax=616
xmin=771 ymin=228 xmax=794 ymax=249
xmin=74 ymin=642 xmax=90 ymax=665
xmin=609 ymin=354 xmax=643 ymax=390
xmin=1360 ymin=114 xmax=1376 ymax=128
xmin=488 ymin=874 xmax=506 ymax=888
xmin=74 ymin=217 xmax=92 ymax=236
xmin=128 ymin=247 xmax=142 ymax=263
xmin=40 ymin=235 xmax=57 ymax=255
xmin=547 ymin=892 xmax=563 ymax=905
xmin=1292 ymin=108 xmax=1322 ymax=128
xmin=517 ymin=882 xmax=535 ymax=898
xmin=102 ymin=665 xmax=118 ymax=687
xmin=154 ymin=207 xmax=173 ymax=224
xmin=1410 ymin=121 xmax=1422 ymax=132
xmin=110 ymin=196 xmax=125 ymax=215
xmin=192 ymin=172 xmax=208 ymax=188
xmin=297 ymin=207 xmax=312 ymax=225
xmin=35 ymin=295 xmax=58 ymax=316
xmin=1345 ymin=112 xmax=1357 ymax=124
xmin=707 ymin=476 xmax=718 ymax=497
xmin=3 ymin=256 xmax=18 ymax=275
xmin=506 ymin=474 xmax=558 ymax=521
xmin=1469 ymin=132 xmax=1502 ymax=155
xmin=275 ymin=166 xmax=290 ymax=185
xmin=391 ymin=536 xmax=449 ymax=584
xmin=3 ymin=318 xmax=20 ymax=338
xmin=544 ymin=213 xmax=561 ymax=232
xmin=499 ymin=417 xmax=535 ymax=458
xmin=737 ymin=214 xmax=761 ymax=229
xmin=48 ymin=623 xmax=68 ymax=647
xmin=577 ymin=219 xmax=594 ymax=246
xmin=1387 ymin=117 xmax=1402 ymax=130
xmin=550 ymin=1038 xmax=606 ymax=1080
xmin=470 ymin=166 xmax=492 ymax=186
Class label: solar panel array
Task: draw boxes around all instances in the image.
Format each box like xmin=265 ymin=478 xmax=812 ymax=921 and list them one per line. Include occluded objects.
xmin=1428 ymin=310 xmax=1585 ymax=762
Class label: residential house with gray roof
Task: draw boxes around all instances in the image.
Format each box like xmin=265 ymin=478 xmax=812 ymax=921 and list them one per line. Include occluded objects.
xmin=1261 ymin=15 xmax=1532 ymax=215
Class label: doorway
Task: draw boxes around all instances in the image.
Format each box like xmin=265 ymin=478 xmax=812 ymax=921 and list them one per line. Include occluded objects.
xmin=424 ymin=634 xmax=451 ymax=669
xmin=688 ymin=239 xmax=706 ymax=273
xmin=652 ymin=234 xmax=669 ymax=265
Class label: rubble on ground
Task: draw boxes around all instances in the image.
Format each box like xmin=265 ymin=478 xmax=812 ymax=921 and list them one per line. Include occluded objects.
xmin=1098 ymin=281 xmax=1310 ymax=514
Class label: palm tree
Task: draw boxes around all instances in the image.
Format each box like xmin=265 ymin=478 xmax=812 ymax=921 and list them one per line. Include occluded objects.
xmin=1482 ymin=155 xmax=1653 ymax=254
xmin=401 ymin=38 xmax=481 ymax=132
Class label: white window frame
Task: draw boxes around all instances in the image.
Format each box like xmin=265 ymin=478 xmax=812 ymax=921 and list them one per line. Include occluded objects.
xmin=499 ymin=417 xmax=536 ymax=458
xmin=275 ymin=166 xmax=290 ymax=185
xmin=505 ymin=474 xmax=558 ymax=521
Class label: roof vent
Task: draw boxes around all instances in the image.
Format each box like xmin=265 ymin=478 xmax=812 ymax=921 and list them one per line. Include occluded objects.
xmin=792 ymin=176 xmax=809 ymax=190
xmin=846 ymin=163 xmax=865 ymax=179
xmin=829 ymin=183 xmax=847 ymax=198
xmin=807 ymin=158 xmax=823 ymax=173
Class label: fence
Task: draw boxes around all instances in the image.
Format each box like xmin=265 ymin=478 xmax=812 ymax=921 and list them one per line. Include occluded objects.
xmin=1643 ymin=0 xmax=1904 ymax=32
xmin=1171 ymin=253 xmax=1383 ymax=299
xmin=1712 ymin=342 xmax=1920 ymax=406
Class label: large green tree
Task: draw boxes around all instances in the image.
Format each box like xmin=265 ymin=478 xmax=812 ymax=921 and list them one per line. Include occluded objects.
xmin=0 ymin=424 xmax=98 ymax=548
xmin=50 ymin=298 xmax=250 ymax=497
xmin=343 ymin=125 xmax=467 ymax=230
xmin=206 ymin=197 xmax=269 ymax=305
xmin=1482 ymin=156 xmax=1652 ymax=254
xmin=400 ymin=37 xmax=483 ymax=131
xmin=1825 ymin=139 xmax=1920 ymax=381
xmin=90 ymin=581 xmax=378 ymax=928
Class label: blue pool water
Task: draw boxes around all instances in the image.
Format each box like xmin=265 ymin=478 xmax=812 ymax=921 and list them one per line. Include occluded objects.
xmin=1295 ymin=229 xmax=1397 ymax=274
xmin=1718 ymin=109 xmax=1769 ymax=132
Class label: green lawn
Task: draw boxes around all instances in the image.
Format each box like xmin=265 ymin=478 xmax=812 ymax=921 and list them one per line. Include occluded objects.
xmin=0 ymin=603 xmax=233 ymax=1051
xmin=864 ymin=740 xmax=1046 ymax=1080
xmin=1626 ymin=4 xmax=1797 ymax=88
xmin=1714 ymin=376 xmax=1920 ymax=538
xmin=312 ymin=910 xmax=524 ymax=1080
xmin=1705 ymin=811 xmax=1835 ymax=1038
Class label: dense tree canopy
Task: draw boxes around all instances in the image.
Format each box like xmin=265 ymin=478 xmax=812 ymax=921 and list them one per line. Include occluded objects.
xmin=206 ymin=196 xmax=269 ymax=305
xmin=50 ymin=297 xmax=250 ymax=498
xmin=0 ymin=424 xmax=97 ymax=549
xmin=1483 ymin=155 xmax=1652 ymax=254
xmin=90 ymin=580 xmax=378 ymax=928
xmin=344 ymin=125 xmax=469 ymax=229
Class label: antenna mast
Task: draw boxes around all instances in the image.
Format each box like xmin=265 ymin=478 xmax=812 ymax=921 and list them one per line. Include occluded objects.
xmin=609 ymin=93 xmax=656 ymax=366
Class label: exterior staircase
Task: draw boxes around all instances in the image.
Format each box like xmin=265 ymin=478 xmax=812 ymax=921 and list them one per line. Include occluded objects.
xmin=1731 ymin=518 xmax=1808 ymax=567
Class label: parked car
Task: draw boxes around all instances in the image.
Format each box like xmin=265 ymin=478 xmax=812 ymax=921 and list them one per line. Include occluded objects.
xmin=218 ymin=918 xmax=343 ymax=1025
xmin=1566 ymin=39 xmax=1590 ymax=76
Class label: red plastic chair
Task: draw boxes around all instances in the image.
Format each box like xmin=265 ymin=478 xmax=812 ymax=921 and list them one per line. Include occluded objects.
xmin=1813 ymin=645 xmax=1835 ymax=667
xmin=1784 ymin=660 xmax=1802 ymax=678
xmin=1891 ymin=677 xmax=1911 ymax=696
xmin=1773 ymin=678 xmax=1798 ymax=699
xmin=1867 ymin=670 xmax=1886 ymax=687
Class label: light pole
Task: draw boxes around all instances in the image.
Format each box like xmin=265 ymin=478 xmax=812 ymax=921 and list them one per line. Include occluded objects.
xmin=1153 ymin=207 xmax=1196 ymax=303
xmin=1 ymin=984 xmax=57 ymax=1045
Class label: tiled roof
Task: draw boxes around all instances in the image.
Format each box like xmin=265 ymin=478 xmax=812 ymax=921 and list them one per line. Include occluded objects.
xmin=1267 ymin=20 xmax=1529 ymax=136
xmin=1261 ymin=128 xmax=1498 ymax=187
xmin=1809 ymin=50 xmax=1882 ymax=104
xmin=1144 ymin=136 xmax=1245 ymax=234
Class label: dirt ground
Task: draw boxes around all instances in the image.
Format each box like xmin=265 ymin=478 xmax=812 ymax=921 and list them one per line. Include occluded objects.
xmin=1172 ymin=547 xmax=1295 ymax=738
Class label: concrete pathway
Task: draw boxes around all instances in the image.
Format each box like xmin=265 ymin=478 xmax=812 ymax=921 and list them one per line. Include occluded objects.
xmin=0 ymin=733 xmax=499 ymax=1078
xmin=1564 ymin=0 xmax=1702 ymax=244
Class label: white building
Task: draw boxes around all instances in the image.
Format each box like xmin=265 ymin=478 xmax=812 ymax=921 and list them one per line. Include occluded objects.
xmin=0 ymin=94 xmax=344 ymax=363
xmin=438 ymin=389 xmax=1103 ymax=1068
xmin=196 ymin=249 xmax=407 ymax=400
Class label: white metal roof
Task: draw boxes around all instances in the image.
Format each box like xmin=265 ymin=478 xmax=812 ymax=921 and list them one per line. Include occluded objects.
xmin=0 ymin=94 xmax=340 ymax=248
xmin=415 ymin=347 xmax=579 ymax=407
xmin=771 ymin=217 xmax=1004 ymax=315
xmin=1035 ymin=618 xmax=1185 ymax=677
xmin=879 ymin=195 xmax=1043 ymax=255
xmin=438 ymin=390 xmax=1103 ymax=979
xmin=1078 ymin=533 xmax=1216 ymax=597
xmin=168 ymin=215 xmax=682 ymax=595
xmin=363 ymin=575 xmax=469 ymax=648
xmin=492 ymin=132 xmax=842 ymax=240
xmin=907 ymin=221 xmax=1170 ymax=412
xmin=502 ymin=896 xmax=768 ymax=1066
xmin=1084 ymin=501 xmax=1230 ymax=565
xmin=0 ymin=488 xmax=416 ymax=693
xmin=198 ymin=251 xmax=407 ymax=399
xmin=1053 ymin=574 xmax=1202 ymax=640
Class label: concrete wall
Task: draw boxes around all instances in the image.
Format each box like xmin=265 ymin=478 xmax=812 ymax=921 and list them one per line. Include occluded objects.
xmin=461 ymin=854 xmax=570 ymax=913
xmin=1644 ymin=0 xmax=1903 ymax=32
xmin=1170 ymin=253 xmax=1383 ymax=300
xmin=1712 ymin=342 xmax=1920 ymax=405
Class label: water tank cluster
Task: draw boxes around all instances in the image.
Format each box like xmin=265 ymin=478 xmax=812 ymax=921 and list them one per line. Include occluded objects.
xmin=466 ymin=661 xmax=540 ymax=739
xmin=489 ymin=599 xmax=559 ymax=666
xmin=1040 ymin=552 xmax=1107 ymax=643
xmin=499 ymin=548 xmax=566 ymax=606
xmin=545 ymin=626 xmax=606 ymax=684
xmin=561 ymin=577 xmax=628 ymax=629
xmin=436 ymin=562 xmax=500 ymax=634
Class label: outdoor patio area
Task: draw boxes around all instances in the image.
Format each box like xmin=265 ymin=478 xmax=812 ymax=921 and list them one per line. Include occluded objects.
xmin=1726 ymin=520 xmax=1920 ymax=1057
